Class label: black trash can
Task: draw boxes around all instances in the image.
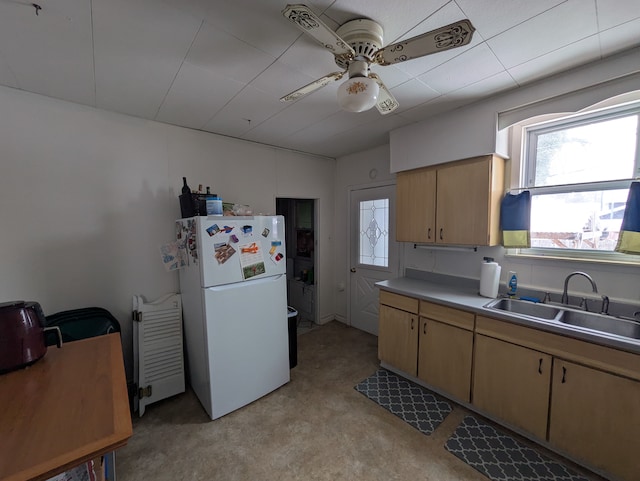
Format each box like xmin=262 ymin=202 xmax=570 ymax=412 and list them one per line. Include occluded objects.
xmin=287 ymin=307 xmax=298 ymax=368
xmin=44 ymin=307 xmax=121 ymax=345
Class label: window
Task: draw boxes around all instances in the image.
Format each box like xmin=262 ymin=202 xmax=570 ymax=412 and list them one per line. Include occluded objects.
xmin=358 ymin=198 xmax=389 ymax=267
xmin=519 ymin=101 xmax=640 ymax=259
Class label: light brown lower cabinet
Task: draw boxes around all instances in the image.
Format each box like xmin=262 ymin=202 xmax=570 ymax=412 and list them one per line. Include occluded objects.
xmin=549 ymin=359 xmax=640 ymax=481
xmin=378 ymin=292 xmax=419 ymax=376
xmin=472 ymin=334 xmax=552 ymax=440
xmin=417 ymin=301 xmax=474 ymax=402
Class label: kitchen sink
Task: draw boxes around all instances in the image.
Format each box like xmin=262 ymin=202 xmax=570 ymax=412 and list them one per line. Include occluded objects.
xmin=485 ymin=298 xmax=562 ymax=320
xmin=558 ymin=310 xmax=640 ymax=340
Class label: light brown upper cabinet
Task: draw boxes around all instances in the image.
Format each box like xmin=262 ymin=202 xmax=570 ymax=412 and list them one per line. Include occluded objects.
xmin=396 ymin=154 xmax=505 ymax=246
xmin=396 ymin=167 xmax=436 ymax=243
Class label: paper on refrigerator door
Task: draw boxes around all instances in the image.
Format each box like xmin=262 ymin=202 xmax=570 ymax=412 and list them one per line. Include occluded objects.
xmin=239 ymin=242 xmax=266 ymax=279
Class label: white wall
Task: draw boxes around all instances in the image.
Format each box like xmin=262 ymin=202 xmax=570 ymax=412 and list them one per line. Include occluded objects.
xmin=0 ymin=85 xmax=336 ymax=380
xmin=334 ymin=145 xmax=396 ymax=322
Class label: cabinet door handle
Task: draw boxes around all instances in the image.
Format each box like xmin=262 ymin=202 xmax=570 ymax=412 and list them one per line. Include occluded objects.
xmin=561 ymin=366 xmax=567 ymax=383
xmin=423 ymin=322 xmax=427 ymax=335
xmin=411 ymin=317 xmax=415 ymax=330
xmin=439 ymin=228 xmax=443 ymax=240
xmin=538 ymin=358 xmax=543 ymax=374
xmin=427 ymin=227 xmax=432 ymax=239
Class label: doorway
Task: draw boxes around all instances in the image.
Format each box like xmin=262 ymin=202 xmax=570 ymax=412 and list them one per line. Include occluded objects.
xmin=349 ymin=184 xmax=400 ymax=335
xmin=276 ymin=198 xmax=317 ymax=328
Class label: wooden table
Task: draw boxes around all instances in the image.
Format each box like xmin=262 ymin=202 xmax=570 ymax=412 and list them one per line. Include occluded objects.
xmin=0 ymin=333 xmax=132 ymax=481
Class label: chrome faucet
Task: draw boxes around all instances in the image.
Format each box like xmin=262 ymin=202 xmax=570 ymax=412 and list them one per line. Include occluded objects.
xmin=561 ymin=272 xmax=598 ymax=306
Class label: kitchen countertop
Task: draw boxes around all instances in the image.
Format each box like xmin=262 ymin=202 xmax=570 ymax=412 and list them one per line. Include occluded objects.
xmin=377 ymin=272 xmax=640 ymax=355
xmin=0 ymin=333 xmax=132 ymax=481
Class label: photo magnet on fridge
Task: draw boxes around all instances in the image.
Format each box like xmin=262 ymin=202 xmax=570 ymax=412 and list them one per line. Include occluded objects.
xmin=206 ymin=224 xmax=221 ymax=236
xmin=214 ymin=242 xmax=236 ymax=265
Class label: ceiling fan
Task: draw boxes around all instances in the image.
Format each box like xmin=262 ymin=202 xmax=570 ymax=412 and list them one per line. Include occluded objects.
xmin=280 ymin=4 xmax=475 ymax=114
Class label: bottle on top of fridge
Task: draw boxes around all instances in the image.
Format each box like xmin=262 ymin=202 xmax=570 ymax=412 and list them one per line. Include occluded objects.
xmin=182 ymin=177 xmax=191 ymax=195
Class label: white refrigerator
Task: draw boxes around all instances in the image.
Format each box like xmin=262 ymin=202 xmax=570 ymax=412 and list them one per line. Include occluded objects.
xmin=176 ymin=215 xmax=290 ymax=420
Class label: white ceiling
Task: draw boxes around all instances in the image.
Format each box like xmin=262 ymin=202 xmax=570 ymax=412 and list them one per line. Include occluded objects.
xmin=1 ymin=0 xmax=639 ymax=158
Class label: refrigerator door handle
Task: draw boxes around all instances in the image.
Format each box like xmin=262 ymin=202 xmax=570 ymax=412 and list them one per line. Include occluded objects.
xmin=207 ymin=274 xmax=285 ymax=292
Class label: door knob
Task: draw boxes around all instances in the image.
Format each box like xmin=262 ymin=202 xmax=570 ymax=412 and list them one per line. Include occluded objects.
xmin=350 ymin=268 xmax=356 ymax=273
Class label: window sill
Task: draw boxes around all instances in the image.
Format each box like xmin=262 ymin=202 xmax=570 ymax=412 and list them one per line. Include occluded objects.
xmin=505 ymin=249 xmax=640 ymax=267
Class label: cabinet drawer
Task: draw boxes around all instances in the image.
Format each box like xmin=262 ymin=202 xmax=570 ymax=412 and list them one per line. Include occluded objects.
xmin=476 ymin=315 xmax=640 ymax=382
xmin=420 ymin=301 xmax=474 ymax=330
xmin=380 ymin=290 xmax=419 ymax=314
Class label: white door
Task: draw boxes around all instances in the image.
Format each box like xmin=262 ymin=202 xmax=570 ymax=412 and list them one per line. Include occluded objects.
xmin=204 ymin=275 xmax=289 ymax=420
xmin=349 ymin=185 xmax=400 ymax=335
xmin=133 ymin=293 xmax=185 ymax=417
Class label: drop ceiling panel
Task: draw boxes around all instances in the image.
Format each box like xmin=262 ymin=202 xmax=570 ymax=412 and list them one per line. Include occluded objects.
xmin=250 ymin=61 xmax=316 ymax=100
xmin=596 ymin=0 xmax=640 ymax=30
xmin=454 ymin=0 xmax=566 ymax=39
xmin=390 ymin=79 xmax=440 ymax=112
xmin=283 ymin=111 xmax=372 ymax=145
xmin=487 ymin=1 xmax=599 ymax=69
xmin=155 ymin=62 xmax=246 ymax=130
xmin=418 ymin=43 xmax=505 ymax=94
xmin=443 ymin=71 xmax=518 ymax=107
xmin=0 ymin=0 xmax=94 ymax=105
xmin=599 ymin=19 xmax=640 ymax=58
xmin=186 ymin=23 xmax=277 ymax=84
xmin=92 ymin=0 xmax=202 ymax=119
xmin=304 ymin=114 xmax=409 ymax=158
xmin=0 ymin=54 xmax=17 ymax=88
xmin=202 ymin=1 xmax=301 ymax=58
xmin=203 ymin=85 xmax=288 ymax=137
xmin=251 ymin=86 xmax=342 ymax=139
xmin=508 ymin=36 xmax=602 ymax=86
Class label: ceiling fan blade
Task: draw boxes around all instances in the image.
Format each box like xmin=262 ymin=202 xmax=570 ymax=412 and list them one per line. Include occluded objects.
xmin=280 ymin=71 xmax=346 ymax=102
xmin=282 ymin=4 xmax=355 ymax=58
xmin=375 ymin=19 xmax=475 ymax=66
xmin=369 ymin=73 xmax=399 ymax=115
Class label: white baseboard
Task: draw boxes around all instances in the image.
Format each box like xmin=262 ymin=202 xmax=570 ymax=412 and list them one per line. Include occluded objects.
xmin=333 ymin=314 xmax=347 ymax=324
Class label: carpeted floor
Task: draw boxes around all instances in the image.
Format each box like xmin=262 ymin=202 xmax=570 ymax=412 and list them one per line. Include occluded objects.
xmin=116 ymin=321 xmax=603 ymax=481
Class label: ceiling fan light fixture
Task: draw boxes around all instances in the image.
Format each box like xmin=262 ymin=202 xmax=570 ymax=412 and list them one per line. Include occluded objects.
xmin=337 ymin=76 xmax=379 ymax=112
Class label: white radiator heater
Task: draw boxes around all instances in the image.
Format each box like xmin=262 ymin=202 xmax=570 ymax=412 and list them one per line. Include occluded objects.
xmin=133 ymin=293 xmax=185 ymax=416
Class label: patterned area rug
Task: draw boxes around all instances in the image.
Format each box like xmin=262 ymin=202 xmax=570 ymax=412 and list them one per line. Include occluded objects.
xmin=445 ymin=416 xmax=592 ymax=481
xmin=354 ymin=368 xmax=452 ymax=435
